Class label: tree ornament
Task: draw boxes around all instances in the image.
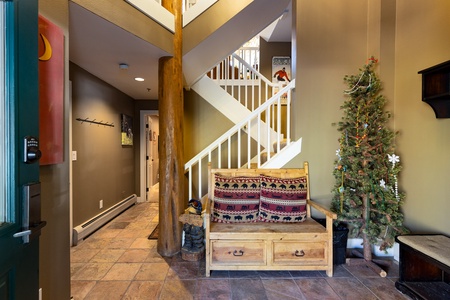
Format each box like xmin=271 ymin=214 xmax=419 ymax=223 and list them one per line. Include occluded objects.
xmin=388 ymin=153 xmax=400 ymax=169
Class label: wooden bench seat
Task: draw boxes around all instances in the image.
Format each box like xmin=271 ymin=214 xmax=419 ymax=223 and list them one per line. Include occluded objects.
xmin=204 ymin=162 xmax=337 ymax=277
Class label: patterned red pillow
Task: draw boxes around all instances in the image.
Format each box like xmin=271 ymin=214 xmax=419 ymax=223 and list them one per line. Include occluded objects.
xmin=258 ymin=175 xmax=307 ymax=223
xmin=212 ymin=174 xmax=260 ymax=223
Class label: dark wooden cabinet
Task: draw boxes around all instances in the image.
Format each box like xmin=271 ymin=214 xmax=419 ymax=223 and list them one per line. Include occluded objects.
xmin=418 ymin=60 xmax=450 ymax=118
xmin=395 ymin=235 xmax=450 ymax=300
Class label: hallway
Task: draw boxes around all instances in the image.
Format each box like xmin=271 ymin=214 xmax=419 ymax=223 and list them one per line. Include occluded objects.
xmin=70 ymin=202 xmax=409 ymax=300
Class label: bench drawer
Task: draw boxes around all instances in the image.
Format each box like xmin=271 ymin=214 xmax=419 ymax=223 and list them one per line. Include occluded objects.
xmin=272 ymin=241 xmax=327 ymax=265
xmin=210 ymin=240 xmax=266 ymax=265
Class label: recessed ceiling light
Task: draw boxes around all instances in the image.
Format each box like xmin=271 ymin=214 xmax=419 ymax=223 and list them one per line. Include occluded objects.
xmin=119 ymin=63 xmax=128 ymax=69
xmin=135 ymin=77 xmax=145 ymax=82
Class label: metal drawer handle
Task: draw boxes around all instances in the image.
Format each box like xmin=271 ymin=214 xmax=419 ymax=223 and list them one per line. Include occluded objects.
xmin=295 ymin=250 xmax=305 ymax=257
xmin=233 ymin=250 xmax=244 ymax=256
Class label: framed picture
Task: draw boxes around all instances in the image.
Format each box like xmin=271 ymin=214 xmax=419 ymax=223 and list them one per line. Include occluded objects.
xmin=272 ymin=56 xmax=291 ymax=105
xmin=121 ymin=114 xmax=133 ymax=146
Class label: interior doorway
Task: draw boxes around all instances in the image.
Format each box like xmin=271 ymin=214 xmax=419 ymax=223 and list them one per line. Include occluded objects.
xmin=140 ymin=110 xmax=159 ymax=202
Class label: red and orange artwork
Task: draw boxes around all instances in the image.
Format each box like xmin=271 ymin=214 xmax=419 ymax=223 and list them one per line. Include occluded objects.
xmin=38 ymin=15 xmax=64 ymax=165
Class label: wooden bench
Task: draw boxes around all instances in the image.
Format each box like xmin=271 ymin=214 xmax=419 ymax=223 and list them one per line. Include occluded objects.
xmin=395 ymin=234 xmax=450 ymax=299
xmin=204 ymin=162 xmax=337 ymax=277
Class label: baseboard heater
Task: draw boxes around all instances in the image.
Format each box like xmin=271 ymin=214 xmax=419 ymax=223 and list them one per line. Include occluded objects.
xmin=72 ymin=194 xmax=137 ymax=246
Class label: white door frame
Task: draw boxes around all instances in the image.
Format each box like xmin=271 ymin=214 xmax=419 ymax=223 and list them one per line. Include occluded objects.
xmin=139 ymin=110 xmax=158 ymax=202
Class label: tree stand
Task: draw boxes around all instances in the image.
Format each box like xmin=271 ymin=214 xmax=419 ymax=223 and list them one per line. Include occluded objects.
xmin=347 ymin=249 xmax=391 ymax=277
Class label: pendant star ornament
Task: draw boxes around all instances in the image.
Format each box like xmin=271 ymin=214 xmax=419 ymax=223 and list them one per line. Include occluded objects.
xmin=380 ymin=179 xmax=386 ymax=189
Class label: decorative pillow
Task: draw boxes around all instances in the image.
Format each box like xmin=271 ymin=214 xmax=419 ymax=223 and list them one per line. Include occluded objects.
xmin=258 ymin=175 xmax=307 ymax=223
xmin=212 ymin=174 xmax=260 ymax=223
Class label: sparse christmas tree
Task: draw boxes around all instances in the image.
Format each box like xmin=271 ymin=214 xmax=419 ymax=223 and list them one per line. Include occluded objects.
xmin=331 ymin=57 xmax=408 ymax=269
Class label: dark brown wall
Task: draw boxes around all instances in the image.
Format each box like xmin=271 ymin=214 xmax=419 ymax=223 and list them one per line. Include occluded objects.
xmin=70 ymin=62 xmax=136 ymax=226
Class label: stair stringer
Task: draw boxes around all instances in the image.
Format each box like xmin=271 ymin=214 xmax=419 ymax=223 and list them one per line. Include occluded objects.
xmin=191 ymin=75 xmax=277 ymax=149
xmin=260 ymin=138 xmax=302 ymax=169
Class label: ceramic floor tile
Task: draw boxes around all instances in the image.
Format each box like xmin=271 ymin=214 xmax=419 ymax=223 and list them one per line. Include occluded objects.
xmin=230 ymin=278 xmax=268 ymax=300
xmin=70 ymin=201 xmax=404 ymax=300
xmin=262 ymin=278 xmax=304 ymax=300
xmin=77 ymin=237 xmax=112 ymax=250
xmin=102 ymin=262 xmax=142 ymax=280
xmin=258 ymin=270 xmax=292 ymax=279
xmin=144 ymin=248 xmax=172 ymax=263
xmin=127 ymin=221 xmax=153 ymax=230
xmin=71 ymin=262 xmax=85 ymax=277
xmin=228 ymin=270 xmax=260 ymax=279
xmin=325 ymin=277 xmax=378 ymax=300
xmin=70 ymin=280 xmax=96 ymax=300
xmin=91 ymin=228 xmax=122 ymax=239
xmin=130 ymin=237 xmax=156 ymax=249
xmin=195 ymin=278 xmax=231 ymax=300
xmin=344 ymin=261 xmax=387 ymax=278
xmin=71 ymin=262 xmax=114 ymax=280
xmin=166 ymin=261 xmax=200 ymax=280
xmin=134 ymin=262 xmax=170 ymax=281
xmin=289 ymin=270 xmax=323 ymax=278
xmin=107 ymin=237 xmax=135 ymax=249
xmin=118 ymin=249 xmax=152 ymax=263
xmin=84 ymin=281 xmax=130 ymax=300
xmin=123 ymin=281 xmax=164 ymax=300
xmin=71 ymin=249 xmax=101 ymax=263
xmin=320 ymin=264 xmax=354 ymax=278
xmin=359 ymin=277 xmax=409 ymax=299
xmin=159 ymin=279 xmax=198 ymax=300
xmin=89 ymin=249 xmax=126 ymax=263
xmin=116 ymin=228 xmax=148 ymax=239
xmin=107 ymin=221 xmax=130 ymax=229
xmin=295 ymin=278 xmax=341 ymax=300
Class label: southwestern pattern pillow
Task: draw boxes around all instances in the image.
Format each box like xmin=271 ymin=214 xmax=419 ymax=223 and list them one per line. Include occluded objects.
xmin=212 ymin=174 xmax=260 ymax=223
xmin=258 ymin=175 xmax=307 ymax=223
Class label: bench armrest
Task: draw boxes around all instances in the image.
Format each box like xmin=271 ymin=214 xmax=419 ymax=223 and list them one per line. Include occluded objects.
xmin=308 ymin=199 xmax=337 ymax=220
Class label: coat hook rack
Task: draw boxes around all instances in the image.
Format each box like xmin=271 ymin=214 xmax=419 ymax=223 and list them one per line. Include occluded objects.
xmin=76 ymin=117 xmax=114 ymax=127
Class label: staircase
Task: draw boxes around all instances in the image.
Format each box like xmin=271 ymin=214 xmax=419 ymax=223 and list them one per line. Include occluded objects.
xmin=185 ymin=51 xmax=301 ymax=199
xmin=124 ymin=0 xmax=301 ymax=200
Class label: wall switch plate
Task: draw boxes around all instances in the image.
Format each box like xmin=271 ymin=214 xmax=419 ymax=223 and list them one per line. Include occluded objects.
xmin=72 ymin=151 xmax=77 ymax=161
xmin=99 ymin=200 xmax=103 ymax=209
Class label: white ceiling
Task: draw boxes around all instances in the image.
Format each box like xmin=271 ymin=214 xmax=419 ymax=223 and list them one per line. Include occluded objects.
xmin=69 ymin=2 xmax=291 ymax=100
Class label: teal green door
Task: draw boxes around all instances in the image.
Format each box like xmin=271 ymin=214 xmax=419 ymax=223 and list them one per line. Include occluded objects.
xmin=0 ymin=0 xmax=41 ymax=299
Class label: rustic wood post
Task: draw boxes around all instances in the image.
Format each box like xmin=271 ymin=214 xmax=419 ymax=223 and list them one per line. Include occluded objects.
xmin=157 ymin=0 xmax=184 ymax=257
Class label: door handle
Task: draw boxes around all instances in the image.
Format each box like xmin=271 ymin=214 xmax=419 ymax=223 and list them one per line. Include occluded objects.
xmin=13 ymin=230 xmax=31 ymax=242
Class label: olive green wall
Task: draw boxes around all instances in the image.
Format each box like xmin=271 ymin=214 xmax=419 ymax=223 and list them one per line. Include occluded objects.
xmin=289 ymin=0 xmax=449 ymax=235
xmin=38 ymin=1 xmax=71 ymax=300
xmin=394 ymin=0 xmax=450 ymax=234
xmin=290 ymin=0 xmax=369 ymax=208
xmin=70 ymin=63 xmax=136 ymax=227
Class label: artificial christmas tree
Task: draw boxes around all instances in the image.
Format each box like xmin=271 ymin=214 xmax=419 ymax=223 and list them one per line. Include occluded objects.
xmin=331 ymin=57 xmax=408 ymax=274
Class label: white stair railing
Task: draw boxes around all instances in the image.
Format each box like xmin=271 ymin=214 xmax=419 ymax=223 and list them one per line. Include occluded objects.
xmin=185 ymin=79 xmax=295 ymax=200
xmin=208 ymin=51 xmax=284 ymax=113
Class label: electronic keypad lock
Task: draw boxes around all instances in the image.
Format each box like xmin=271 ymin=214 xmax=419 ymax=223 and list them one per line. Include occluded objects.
xmin=24 ymin=136 xmax=42 ymax=164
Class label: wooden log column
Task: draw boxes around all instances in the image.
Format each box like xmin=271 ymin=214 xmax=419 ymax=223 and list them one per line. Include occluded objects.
xmin=157 ymin=0 xmax=184 ymax=257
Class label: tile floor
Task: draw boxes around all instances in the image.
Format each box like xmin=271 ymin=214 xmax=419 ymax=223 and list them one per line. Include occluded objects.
xmin=70 ymin=201 xmax=410 ymax=300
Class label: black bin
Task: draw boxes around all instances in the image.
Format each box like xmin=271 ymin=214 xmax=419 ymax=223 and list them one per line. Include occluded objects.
xmin=313 ymin=218 xmax=349 ymax=265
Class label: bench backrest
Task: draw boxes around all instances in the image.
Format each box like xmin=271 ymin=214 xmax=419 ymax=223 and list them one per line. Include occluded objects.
xmin=208 ymin=161 xmax=311 ymax=219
